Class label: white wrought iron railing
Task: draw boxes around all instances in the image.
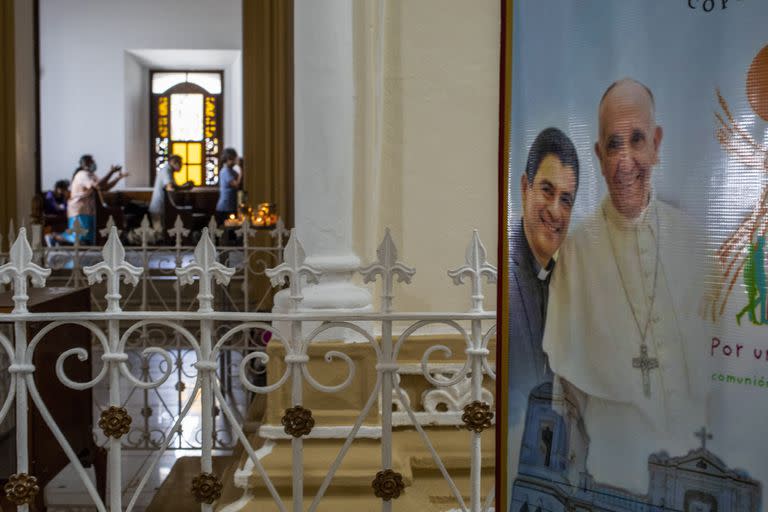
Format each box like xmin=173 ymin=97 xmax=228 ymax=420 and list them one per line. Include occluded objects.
xmin=0 ymin=224 xmax=497 ymax=511
xmin=0 ymin=214 xmax=287 ymax=453
xmin=0 ymin=214 xmax=288 ymax=313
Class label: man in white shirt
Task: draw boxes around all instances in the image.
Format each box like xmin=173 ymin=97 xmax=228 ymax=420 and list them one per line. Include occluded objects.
xmin=149 ymin=154 xmax=191 ymax=231
xmin=542 ymin=78 xmax=708 ymax=493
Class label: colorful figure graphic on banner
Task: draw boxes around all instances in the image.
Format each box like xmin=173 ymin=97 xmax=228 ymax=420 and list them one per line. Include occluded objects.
xmin=736 ymin=235 xmax=767 ymax=326
xmin=705 ymin=45 xmax=768 ymax=323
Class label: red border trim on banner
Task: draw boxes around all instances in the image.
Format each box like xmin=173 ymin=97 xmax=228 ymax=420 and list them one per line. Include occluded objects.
xmin=496 ymin=0 xmax=513 ymax=510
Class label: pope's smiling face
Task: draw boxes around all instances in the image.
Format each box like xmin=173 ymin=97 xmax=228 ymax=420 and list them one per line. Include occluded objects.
xmin=595 ymin=80 xmax=663 ymax=219
xmin=521 ymin=154 xmax=577 ymax=267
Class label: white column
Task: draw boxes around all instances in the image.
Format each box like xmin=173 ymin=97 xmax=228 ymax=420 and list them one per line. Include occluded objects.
xmin=275 ymin=0 xmax=372 ymax=319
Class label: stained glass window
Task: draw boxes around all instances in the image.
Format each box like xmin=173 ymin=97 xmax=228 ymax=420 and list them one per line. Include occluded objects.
xmin=150 ymin=71 xmax=223 ymax=186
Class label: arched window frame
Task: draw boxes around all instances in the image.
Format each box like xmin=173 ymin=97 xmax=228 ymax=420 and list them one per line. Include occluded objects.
xmin=150 ymin=70 xmax=224 ymax=186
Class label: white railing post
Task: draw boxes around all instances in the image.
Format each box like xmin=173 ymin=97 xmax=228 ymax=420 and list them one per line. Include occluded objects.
xmin=0 ymin=228 xmax=50 ymax=512
xmin=270 ymin=218 xmax=289 ymax=264
xmin=266 ymin=229 xmax=321 ymax=512
xmin=239 ymin=217 xmax=251 ymax=312
xmin=136 ymin=214 xmax=156 ymax=312
xmin=134 ymin=215 xmax=157 ymax=435
xmin=360 ymin=227 xmax=415 ymax=512
xmin=448 ymin=229 xmax=497 ymax=512
xmin=84 ymin=226 xmax=142 ymax=510
xmin=177 ymin=228 xmax=234 ymax=511
xmin=65 ymin=217 xmax=88 ymax=288
xmin=169 ymin=215 xmax=190 ymax=313
xmin=169 ymin=215 xmax=190 ymax=449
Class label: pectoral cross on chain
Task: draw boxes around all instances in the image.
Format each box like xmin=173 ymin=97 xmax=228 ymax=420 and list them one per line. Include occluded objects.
xmin=632 ymin=345 xmax=659 ymax=398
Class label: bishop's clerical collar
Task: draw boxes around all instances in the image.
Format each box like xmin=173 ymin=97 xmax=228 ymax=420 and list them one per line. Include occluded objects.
xmin=602 ymin=189 xmax=657 ymax=232
xmin=519 ymin=219 xmax=555 ymax=281
xmin=534 ymin=258 xmax=554 ymax=281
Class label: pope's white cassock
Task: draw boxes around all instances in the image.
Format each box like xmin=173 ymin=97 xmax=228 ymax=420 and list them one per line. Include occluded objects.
xmin=543 ymin=193 xmax=710 ymax=494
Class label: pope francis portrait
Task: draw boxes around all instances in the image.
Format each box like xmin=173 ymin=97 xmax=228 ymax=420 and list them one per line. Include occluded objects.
xmin=542 ymin=78 xmax=709 ymax=493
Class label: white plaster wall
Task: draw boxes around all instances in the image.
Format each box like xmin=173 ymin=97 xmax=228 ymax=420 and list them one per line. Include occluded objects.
xmin=355 ymin=0 xmax=501 ymax=314
xmin=228 ymin=53 xmax=244 ymax=160
xmin=123 ymin=54 xmax=148 ymax=188
xmin=39 ymin=0 xmax=241 ymax=189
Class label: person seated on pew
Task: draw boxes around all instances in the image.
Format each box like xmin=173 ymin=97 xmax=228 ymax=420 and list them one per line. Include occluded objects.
xmin=149 ymin=154 xmax=193 ymax=231
xmin=41 ymin=179 xmax=70 ymax=246
xmin=215 ymin=147 xmax=244 ymax=225
xmin=44 ymin=179 xmax=70 ymax=215
xmin=62 ymin=154 xmax=128 ymax=245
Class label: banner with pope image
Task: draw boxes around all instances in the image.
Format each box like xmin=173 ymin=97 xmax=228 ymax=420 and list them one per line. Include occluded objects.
xmin=502 ymin=1 xmax=768 ymax=511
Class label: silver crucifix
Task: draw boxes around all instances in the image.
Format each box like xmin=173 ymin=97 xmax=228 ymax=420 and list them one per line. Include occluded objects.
xmin=632 ymin=344 xmax=659 ymax=398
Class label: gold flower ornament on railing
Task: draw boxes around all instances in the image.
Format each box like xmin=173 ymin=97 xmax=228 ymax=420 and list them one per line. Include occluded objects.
xmin=461 ymin=400 xmax=494 ymax=433
xmin=191 ymin=472 xmax=223 ymax=504
xmin=281 ymin=405 xmax=315 ymax=438
xmin=98 ymin=406 xmax=132 ymax=439
xmin=372 ymin=469 xmax=405 ymax=501
xmin=4 ymin=473 xmax=39 ymax=505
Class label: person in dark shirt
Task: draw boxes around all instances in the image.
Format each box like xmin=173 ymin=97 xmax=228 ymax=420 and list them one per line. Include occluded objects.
xmin=215 ymin=147 xmax=244 ymax=224
xmin=508 ymin=127 xmax=580 ymax=425
xmin=44 ymin=179 xmax=70 ymax=215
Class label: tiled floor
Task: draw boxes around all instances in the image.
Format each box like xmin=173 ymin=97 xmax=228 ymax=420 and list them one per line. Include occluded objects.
xmin=46 ymin=451 xmax=180 ymax=512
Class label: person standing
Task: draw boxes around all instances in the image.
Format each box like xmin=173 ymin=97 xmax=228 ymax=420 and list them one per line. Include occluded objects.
xmin=215 ymin=147 xmax=243 ymax=224
xmin=63 ymin=154 xmax=128 ymax=244
xmin=148 ymin=154 xmax=191 ymax=231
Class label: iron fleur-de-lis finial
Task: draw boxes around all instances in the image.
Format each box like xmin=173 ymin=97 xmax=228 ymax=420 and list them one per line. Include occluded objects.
xmin=207 ymin=216 xmax=223 ymax=242
xmin=360 ymin=228 xmax=415 ymax=313
xmin=168 ymin=215 xmax=190 ymax=245
xmin=270 ymin=218 xmax=290 ymax=249
xmin=0 ymin=228 xmax=51 ymax=313
xmin=135 ymin=214 xmax=157 ymax=245
xmin=83 ymin=226 xmax=143 ymax=312
xmin=448 ymin=230 xmax=497 ymax=312
xmin=176 ymin=228 xmax=235 ymax=313
xmin=265 ymin=229 xmax=321 ymax=310
xmin=99 ymin=215 xmax=122 ymax=238
xmin=238 ymin=215 xmax=252 ymax=240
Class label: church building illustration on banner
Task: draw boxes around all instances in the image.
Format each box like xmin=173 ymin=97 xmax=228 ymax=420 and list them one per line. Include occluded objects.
xmin=510 ymin=385 xmax=761 ymax=512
